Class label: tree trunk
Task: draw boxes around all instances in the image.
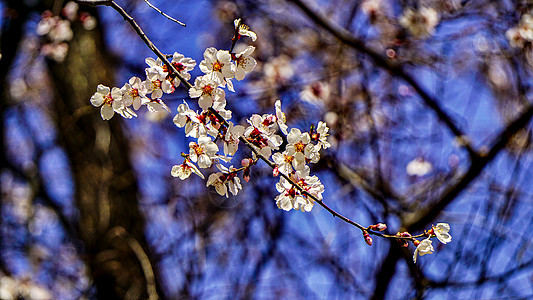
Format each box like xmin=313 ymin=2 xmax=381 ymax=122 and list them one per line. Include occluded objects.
xmin=46 ymin=9 xmax=161 ymax=300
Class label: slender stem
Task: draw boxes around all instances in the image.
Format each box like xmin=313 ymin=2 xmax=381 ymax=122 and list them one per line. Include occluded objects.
xmin=144 ymin=0 xmax=186 ymax=27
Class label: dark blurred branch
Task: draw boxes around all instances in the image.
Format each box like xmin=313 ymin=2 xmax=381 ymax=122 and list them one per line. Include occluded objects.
xmin=108 ymin=226 xmax=159 ymax=300
xmin=286 ymin=0 xmax=479 ymax=159
xmin=405 ymin=103 xmax=533 ymax=231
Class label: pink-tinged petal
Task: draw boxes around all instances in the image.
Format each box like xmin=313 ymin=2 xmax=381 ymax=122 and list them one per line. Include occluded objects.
xmin=90 ymin=93 xmax=104 ymax=107
xmin=97 ymin=84 xmax=110 ymax=95
xmin=216 ymin=50 xmax=231 ymax=62
xmin=112 ymin=99 xmax=123 ymax=110
xmin=198 ymin=97 xmax=213 ymax=110
xmin=172 ymin=52 xmax=184 ymax=61
xmin=196 ymin=155 xmax=210 ymax=168
xmin=235 ymin=68 xmax=246 ymax=81
xmin=203 ymin=47 xmax=217 ymax=61
xmin=301 ymin=132 xmax=311 ymax=144
xmin=145 ymin=57 xmax=157 ymax=67
xmin=101 ymin=105 xmax=114 ymax=120
xmin=161 ymin=80 xmax=174 ymax=94
xmin=152 ymin=89 xmax=163 ymax=99
xmin=132 ymin=98 xmax=142 ymax=110
xmin=242 ymin=46 xmax=255 ymax=57
xmin=111 ymin=87 xmax=122 ymax=100
xmin=199 ymin=61 xmax=210 ymax=74
xmin=189 ymin=87 xmax=203 ymax=98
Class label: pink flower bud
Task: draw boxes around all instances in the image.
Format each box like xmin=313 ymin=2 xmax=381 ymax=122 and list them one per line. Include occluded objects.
xmin=273 ymin=166 xmax=280 ymax=177
xmin=363 ymin=231 xmax=372 ymax=246
xmin=241 ymin=158 xmax=252 ymax=167
xmin=413 ymin=239 xmax=420 ymax=247
xmin=375 ymin=223 xmax=387 ymax=231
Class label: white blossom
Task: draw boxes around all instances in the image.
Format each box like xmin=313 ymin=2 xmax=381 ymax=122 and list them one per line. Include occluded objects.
xmin=274 ymin=173 xmax=324 ymax=212
xmin=189 ymin=75 xmax=225 ymax=110
xmin=399 ymin=7 xmax=439 ymax=38
xmin=234 ymin=46 xmax=257 ymax=81
xmin=222 ymin=122 xmax=245 ymax=157
xmin=413 ymin=238 xmax=434 ymax=263
xmin=433 ymin=223 xmax=452 ymax=244
xmin=189 ymin=136 xmax=219 ymax=168
xmin=286 ymin=128 xmax=319 ymax=165
xmin=168 ymin=52 xmax=196 ymax=85
xmin=314 ymin=121 xmax=331 ymax=149
xmin=234 ymin=18 xmax=257 ymax=41
xmin=275 ymin=100 xmax=289 ymax=135
xmin=206 ymin=168 xmax=242 ymax=197
xmin=90 ymin=84 xmax=124 ymax=120
xmin=145 ymin=57 xmax=168 ymax=80
xmin=171 ymin=159 xmax=204 ymax=180
xmin=173 ymin=101 xmax=207 ymax=137
xmin=199 ymin=47 xmax=235 ymax=84
xmin=142 ymin=70 xmax=174 ymax=100
xmin=121 ymin=76 xmax=149 ymax=110
xmin=406 ymin=157 xmax=432 ymax=176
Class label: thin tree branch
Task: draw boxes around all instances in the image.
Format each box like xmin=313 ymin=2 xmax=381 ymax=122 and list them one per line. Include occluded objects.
xmin=143 ymin=0 xmax=186 ymax=27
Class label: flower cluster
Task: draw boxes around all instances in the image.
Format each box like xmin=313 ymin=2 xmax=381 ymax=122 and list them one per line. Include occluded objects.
xmin=88 ymin=14 xmax=451 ymax=255
xmin=36 ymin=1 xmax=96 ymax=62
xmin=399 ymin=6 xmax=439 ymax=38
xmin=90 ymin=51 xmax=197 ymax=120
xmin=506 ymin=13 xmax=533 ymax=48
xmin=408 ymin=223 xmax=452 ymax=263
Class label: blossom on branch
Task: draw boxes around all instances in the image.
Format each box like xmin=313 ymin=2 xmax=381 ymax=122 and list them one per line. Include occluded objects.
xmin=399 ymin=7 xmax=439 ymax=38
xmin=234 ymin=46 xmax=257 ymax=81
xmin=173 ymin=101 xmax=207 ymax=138
xmin=189 ymin=75 xmax=226 ymax=110
xmin=189 ymin=136 xmax=219 ymax=168
xmin=90 ymin=84 xmax=125 ymax=120
xmin=206 ymin=166 xmax=242 ymax=197
xmin=171 ymin=158 xmax=204 ymax=180
xmin=222 ymin=122 xmax=245 ymax=157
xmin=121 ymin=76 xmax=149 ymax=110
xmin=275 ymin=171 xmax=324 ymax=212
xmin=167 ymin=52 xmax=196 ymax=86
xmin=413 ymin=238 xmax=434 ymax=263
xmin=234 ymin=18 xmax=257 ymax=42
xmin=275 ymin=100 xmax=289 ymax=135
xmin=433 ymin=223 xmax=452 ymax=244
xmin=199 ymin=47 xmax=235 ymax=84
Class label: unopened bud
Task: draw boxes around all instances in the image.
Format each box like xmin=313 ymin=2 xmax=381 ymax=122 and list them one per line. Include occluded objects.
xmin=363 ymin=231 xmax=372 ymax=246
xmin=413 ymin=240 xmax=420 ymax=247
xmin=396 ymin=232 xmax=409 ymax=247
xmin=401 ymin=232 xmax=411 ymax=238
xmin=370 ymin=223 xmax=387 ymax=231
xmin=272 ymin=166 xmax=280 ymax=177
xmin=241 ymin=158 xmax=252 ymax=167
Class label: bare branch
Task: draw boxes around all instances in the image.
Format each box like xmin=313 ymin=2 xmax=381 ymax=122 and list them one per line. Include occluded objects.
xmin=144 ymin=0 xmax=186 ymax=27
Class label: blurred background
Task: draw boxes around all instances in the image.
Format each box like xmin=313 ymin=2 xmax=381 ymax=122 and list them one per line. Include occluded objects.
xmin=1 ymin=0 xmax=532 ymax=299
